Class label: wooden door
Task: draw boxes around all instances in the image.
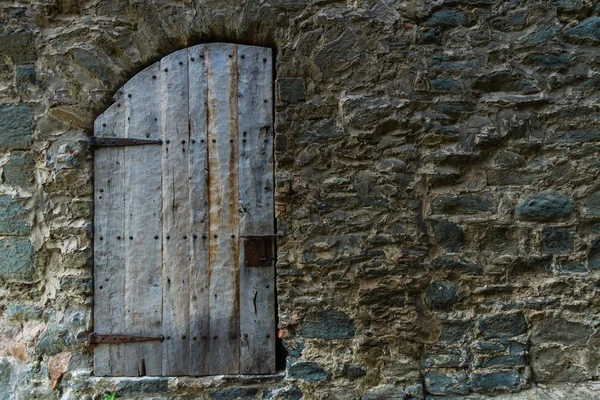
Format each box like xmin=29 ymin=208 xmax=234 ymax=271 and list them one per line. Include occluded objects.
xmin=93 ymin=43 xmax=275 ymax=376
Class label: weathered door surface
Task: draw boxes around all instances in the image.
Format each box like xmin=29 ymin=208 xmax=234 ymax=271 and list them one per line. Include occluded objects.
xmin=93 ymin=43 xmax=275 ymax=376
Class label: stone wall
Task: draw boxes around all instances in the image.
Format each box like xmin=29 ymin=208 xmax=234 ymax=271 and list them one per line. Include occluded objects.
xmin=0 ymin=0 xmax=599 ymax=399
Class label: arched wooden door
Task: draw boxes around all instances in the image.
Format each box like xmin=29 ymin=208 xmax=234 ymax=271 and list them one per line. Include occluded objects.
xmin=92 ymin=43 xmax=275 ymax=376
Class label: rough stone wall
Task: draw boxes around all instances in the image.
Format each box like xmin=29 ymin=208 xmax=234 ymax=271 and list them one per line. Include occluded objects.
xmin=0 ymin=0 xmax=600 ymax=399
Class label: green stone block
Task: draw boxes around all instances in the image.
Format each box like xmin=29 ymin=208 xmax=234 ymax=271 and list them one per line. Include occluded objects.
xmin=0 ymin=196 xmax=28 ymax=234
xmin=0 ymin=104 xmax=34 ymax=150
xmin=0 ymin=237 xmax=34 ymax=281
xmin=3 ymin=152 xmax=34 ymax=187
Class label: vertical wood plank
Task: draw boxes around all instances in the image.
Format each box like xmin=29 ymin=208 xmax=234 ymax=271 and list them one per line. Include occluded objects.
xmin=237 ymin=46 xmax=276 ymax=374
xmin=93 ymin=102 xmax=126 ymax=376
xmin=206 ymin=43 xmax=240 ymax=374
xmin=161 ymin=49 xmax=191 ymax=376
xmin=122 ymin=63 xmax=163 ymax=376
xmin=187 ymin=44 xmax=211 ymax=376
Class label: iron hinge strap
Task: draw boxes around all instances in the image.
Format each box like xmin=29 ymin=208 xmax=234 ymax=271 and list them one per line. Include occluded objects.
xmin=88 ymin=333 xmax=165 ymax=346
xmin=89 ymin=137 xmax=163 ymax=147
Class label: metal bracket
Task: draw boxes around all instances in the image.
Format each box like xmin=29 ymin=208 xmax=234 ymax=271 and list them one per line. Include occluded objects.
xmin=88 ymin=332 xmax=165 ymax=346
xmin=89 ymin=137 xmax=163 ymax=147
xmin=243 ymin=235 xmax=278 ymax=267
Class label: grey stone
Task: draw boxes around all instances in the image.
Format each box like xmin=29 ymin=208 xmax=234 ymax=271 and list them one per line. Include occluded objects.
xmin=490 ymin=9 xmax=528 ymax=31
xmin=431 ymin=194 xmax=492 ymax=215
xmin=423 ymin=348 xmax=468 ymax=368
xmin=486 ymin=169 xmax=540 ymax=186
xmin=69 ymin=48 xmax=120 ymax=85
xmin=432 ymin=220 xmax=464 ymax=252
xmin=0 ymin=31 xmax=37 ymax=64
xmin=520 ymin=25 xmax=560 ymax=47
xmin=541 ymin=226 xmax=574 ymax=255
xmin=116 ymin=378 xmax=169 ymax=394
xmin=0 ymin=104 xmax=34 ymax=150
xmin=530 ymin=346 xmax=587 ymax=383
xmin=0 ymin=196 xmax=28 ymax=235
xmin=314 ymin=30 xmax=360 ymax=76
xmin=424 ymin=371 xmax=469 ymax=396
xmin=4 ymin=305 xmax=42 ymax=321
xmin=587 ymin=238 xmax=600 ymax=269
xmin=425 ymin=9 xmax=473 ymax=28
xmin=36 ymin=327 xmax=67 ymax=356
xmin=300 ymin=310 xmax=355 ymax=339
xmin=546 ymin=128 xmax=600 ymax=143
xmin=564 ymin=16 xmax=600 ymax=42
xmin=496 ymin=151 xmax=526 ymax=168
xmin=431 ymin=78 xmax=461 ymax=93
xmin=3 ymin=152 xmax=34 ymax=187
xmin=470 ymin=371 xmax=522 ymax=393
xmin=294 ymin=118 xmax=345 ymax=143
xmin=472 ymin=71 xmax=538 ymax=94
xmin=362 ymin=384 xmax=408 ymax=400
xmin=585 ymin=190 xmax=600 ymax=215
xmin=278 ymin=78 xmax=305 ymax=103
xmin=472 ymin=341 xmax=506 ymax=354
xmin=263 ymin=386 xmax=302 ymax=400
xmin=208 ymin=387 xmax=259 ymax=400
xmin=439 ymin=320 xmax=474 ymax=343
xmin=287 ymin=361 xmax=329 ymax=382
xmin=425 ymin=281 xmax=459 ymax=309
xmin=479 ymin=354 xmax=525 ymax=368
xmin=559 ymin=260 xmax=587 ymax=274
xmin=530 ymin=319 xmax=593 ymax=345
xmin=0 ymin=237 xmax=34 ymax=281
xmin=0 ymin=359 xmax=12 ymax=398
xmin=15 ymin=65 xmax=36 ymax=88
xmin=523 ymin=52 xmax=571 ymax=70
xmin=515 ymin=193 xmax=573 ymax=221
xmin=478 ymin=313 xmax=526 ymax=339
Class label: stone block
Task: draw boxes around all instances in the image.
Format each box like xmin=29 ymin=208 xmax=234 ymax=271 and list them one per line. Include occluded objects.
xmin=300 ymin=310 xmax=355 ymax=339
xmin=490 ymin=9 xmax=528 ymax=31
xmin=470 ymin=371 xmax=522 ymax=393
xmin=294 ymin=118 xmax=344 ymax=143
xmin=472 ymin=71 xmax=538 ymax=94
xmin=0 ymin=237 xmax=34 ymax=281
xmin=559 ymin=261 xmax=587 ymax=274
xmin=478 ymin=313 xmax=526 ymax=339
xmin=0 ymin=104 xmax=34 ymax=150
xmin=431 ymin=256 xmax=482 ymax=275
xmin=546 ymin=128 xmax=600 ymax=143
xmin=515 ymin=193 xmax=573 ymax=221
xmin=4 ymin=305 xmax=42 ymax=321
xmin=424 ymin=348 xmax=469 ymax=368
xmin=522 ymin=53 xmax=571 ymax=70
xmin=439 ymin=320 xmax=474 ymax=343
xmin=564 ymin=16 xmax=600 ymax=42
xmin=431 ymin=194 xmax=492 ymax=215
xmin=425 ymin=9 xmax=472 ymax=28
xmin=287 ymin=362 xmax=329 ymax=382
xmin=472 ymin=341 xmax=506 ymax=354
xmin=15 ymin=65 xmax=36 ymax=89
xmin=424 ymin=371 xmax=469 ymax=396
xmin=432 ymin=220 xmax=464 ymax=252
xmin=115 ymin=378 xmax=168 ymax=394
xmin=278 ymin=78 xmax=305 ymax=103
xmin=263 ymin=386 xmax=303 ymax=400
xmin=587 ymin=238 xmax=600 ymax=269
xmin=0 ymin=31 xmax=37 ymax=64
xmin=36 ymin=327 xmax=67 ymax=356
xmin=69 ymin=48 xmax=120 ymax=85
xmin=486 ymin=169 xmax=539 ymax=186
xmin=541 ymin=226 xmax=574 ymax=255
xmin=530 ymin=346 xmax=588 ymax=383
xmin=425 ymin=281 xmax=459 ymax=309
xmin=362 ymin=384 xmax=411 ymax=399
xmin=430 ymin=78 xmax=461 ymax=93
xmin=496 ymin=151 xmax=525 ymax=168
xmin=530 ymin=319 xmax=593 ymax=345
xmin=207 ymin=387 xmax=259 ymax=400
xmin=3 ymin=151 xmax=34 ymax=187
xmin=0 ymin=196 xmax=28 ymax=235
xmin=479 ymin=354 xmax=525 ymax=368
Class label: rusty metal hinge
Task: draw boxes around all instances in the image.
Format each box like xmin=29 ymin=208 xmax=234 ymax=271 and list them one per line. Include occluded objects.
xmin=89 ymin=137 xmax=163 ymax=147
xmin=242 ymin=234 xmax=280 ymax=267
xmin=88 ymin=332 xmax=165 ymax=346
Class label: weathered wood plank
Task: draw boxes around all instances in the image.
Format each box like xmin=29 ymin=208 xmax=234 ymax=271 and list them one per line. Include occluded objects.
xmin=237 ymin=46 xmax=276 ymax=374
xmin=122 ymin=62 xmax=163 ymax=376
xmin=161 ymin=49 xmax=191 ymax=375
xmin=93 ymin=102 xmax=126 ymax=376
xmin=207 ymin=43 xmax=240 ymax=374
xmin=187 ymin=44 xmax=211 ymax=376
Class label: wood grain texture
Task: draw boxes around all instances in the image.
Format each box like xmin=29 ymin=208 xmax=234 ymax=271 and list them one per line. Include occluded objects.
xmin=237 ymin=46 xmax=276 ymax=374
xmin=207 ymin=43 xmax=240 ymax=374
xmin=122 ymin=63 xmax=163 ymax=376
xmin=187 ymin=44 xmax=211 ymax=376
xmin=93 ymin=102 xmax=126 ymax=376
xmin=160 ymin=49 xmax=191 ymax=376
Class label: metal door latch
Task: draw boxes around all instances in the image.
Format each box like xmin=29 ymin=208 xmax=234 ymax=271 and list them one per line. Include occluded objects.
xmin=88 ymin=333 xmax=165 ymax=346
xmin=241 ymin=234 xmax=280 ymax=267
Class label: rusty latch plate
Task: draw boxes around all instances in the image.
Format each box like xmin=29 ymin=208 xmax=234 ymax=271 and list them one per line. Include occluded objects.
xmin=89 ymin=137 xmax=163 ymax=147
xmin=88 ymin=332 xmax=165 ymax=346
xmin=243 ymin=236 xmax=274 ymax=267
